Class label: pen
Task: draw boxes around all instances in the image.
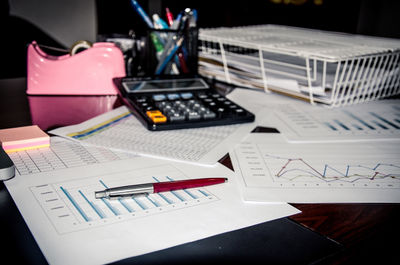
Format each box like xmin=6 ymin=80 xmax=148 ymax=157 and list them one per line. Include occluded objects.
xmin=130 ymin=0 xmax=154 ymax=28
xmin=95 ymin=177 xmax=227 ymax=199
xmin=155 ymin=36 xmax=184 ymax=74
xmin=152 ymin=14 xmax=169 ymax=29
xmin=165 ymin=7 xmax=174 ymax=27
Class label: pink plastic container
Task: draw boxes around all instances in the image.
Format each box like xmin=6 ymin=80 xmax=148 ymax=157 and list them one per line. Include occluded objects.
xmin=27 ymin=41 xmax=126 ymax=95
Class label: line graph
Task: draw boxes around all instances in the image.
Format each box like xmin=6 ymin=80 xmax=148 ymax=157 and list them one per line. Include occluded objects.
xmin=233 ymin=135 xmax=400 ymax=194
xmin=270 ymin=155 xmax=400 ymax=183
xmin=233 ymin=134 xmax=400 ymax=202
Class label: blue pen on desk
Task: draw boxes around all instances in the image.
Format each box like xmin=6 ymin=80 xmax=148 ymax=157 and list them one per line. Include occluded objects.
xmin=130 ymin=0 xmax=154 ymax=28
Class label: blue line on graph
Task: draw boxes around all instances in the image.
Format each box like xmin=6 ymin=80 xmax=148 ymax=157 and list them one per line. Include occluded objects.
xmin=372 ymin=120 xmax=388 ymax=130
xmin=198 ymin=190 xmax=210 ymax=197
xmin=101 ymin=198 xmax=120 ymax=216
xmin=324 ymin=122 xmax=337 ymax=131
xmin=395 ymin=119 xmax=400 ymax=124
xmin=99 ymin=179 xmax=133 ymax=212
xmin=345 ymin=166 xmax=350 ymax=177
xmin=352 ymin=124 xmax=363 ymax=130
xmin=166 ymin=176 xmax=185 ymax=201
xmin=152 ymin=176 xmax=173 ymax=204
xmin=165 ymin=176 xmax=198 ymax=199
xmin=343 ymin=111 xmax=375 ymax=130
xmin=79 ymin=190 xmax=105 ymax=219
xmin=132 ymin=197 xmax=147 ymax=210
xmin=152 ymin=176 xmax=161 ymax=182
xmin=119 ymin=199 xmax=134 ymax=212
xmin=99 ymin=179 xmax=108 ymax=188
xmin=334 ymin=120 xmax=350 ymax=130
xmin=184 ymin=190 xmax=198 ymax=199
xmin=170 ymin=190 xmax=185 ymax=201
xmin=146 ymin=195 xmax=160 ymax=207
xmin=369 ymin=112 xmax=400 ymax=129
xmin=158 ymin=193 xmax=173 ymax=204
xmin=60 ymin=186 xmax=90 ymax=222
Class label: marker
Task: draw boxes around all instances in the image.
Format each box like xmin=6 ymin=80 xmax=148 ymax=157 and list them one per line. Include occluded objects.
xmin=165 ymin=7 xmax=174 ymax=27
xmin=94 ymin=177 xmax=227 ymax=199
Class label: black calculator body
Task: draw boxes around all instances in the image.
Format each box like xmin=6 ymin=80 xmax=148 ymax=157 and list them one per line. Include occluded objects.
xmin=114 ymin=76 xmax=255 ymax=131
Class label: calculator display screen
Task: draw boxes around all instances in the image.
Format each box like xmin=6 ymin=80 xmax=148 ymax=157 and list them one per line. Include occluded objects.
xmin=123 ymin=78 xmax=209 ymax=93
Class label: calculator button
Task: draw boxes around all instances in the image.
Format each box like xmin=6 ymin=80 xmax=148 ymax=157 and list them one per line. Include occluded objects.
xmin=151 ymin=115 xmax=167 ymax=123
xmin=187 ymin=111 xmax=201 ymax=120
xmin=146 ymin=110 xmax=163 ymax=118
xmin=152 ymin=94 xmax=166 ymax=101
xmin=169 ymin=113 xmax=185 ymax=122
xmin=136 ymin=97 xmax=147 ymax=103
xmin=202 ymin=111 xmax=216 ymax=119
xmin=167 ymin=93 xmax=180 ymax=100
xmin=180 ymin=92 xmax=193 ymax=99
xmin=235 ymin=108 xmax=246 ymax=115
xmin=146 ymin=110 xmax=167 ymax=123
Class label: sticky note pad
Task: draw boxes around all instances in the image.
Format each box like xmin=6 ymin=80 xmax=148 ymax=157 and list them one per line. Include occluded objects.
xmin=0 ymin=125 xmax=50 ymax=153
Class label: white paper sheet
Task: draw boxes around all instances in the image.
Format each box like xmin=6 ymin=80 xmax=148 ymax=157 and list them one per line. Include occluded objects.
xmin=5 ymin=139 xmax=299 ymax=265
xmin=49 ymin=106 xmax=257 ymax=165
xmin=272 ymin=100 xmax=400 ymax=142
xmin=230 ymin=133 xmax=400 ymax=203
xmin=227 ymin=89 xmax=400 ymax=143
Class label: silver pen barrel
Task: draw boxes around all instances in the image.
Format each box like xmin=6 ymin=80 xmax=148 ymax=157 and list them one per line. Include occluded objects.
xmin=95 ymin=183 xmax=154 ymax=199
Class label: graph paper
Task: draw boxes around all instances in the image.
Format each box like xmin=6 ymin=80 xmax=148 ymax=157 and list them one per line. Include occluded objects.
xmin=231 ymin=134 xmax=400 ymax=203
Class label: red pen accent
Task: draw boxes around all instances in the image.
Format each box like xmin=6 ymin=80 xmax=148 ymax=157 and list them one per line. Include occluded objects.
xmin=177 ymin=52 xmax=189 ymax=73
xmin=165 ymin=7 xmax=174 ymax=27
xmin=153 ymin=177 xmax=227 ymax=193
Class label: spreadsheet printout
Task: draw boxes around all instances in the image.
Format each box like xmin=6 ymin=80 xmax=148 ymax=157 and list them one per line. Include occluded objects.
xmin=50 ymin=106 xmax=257 ymax=165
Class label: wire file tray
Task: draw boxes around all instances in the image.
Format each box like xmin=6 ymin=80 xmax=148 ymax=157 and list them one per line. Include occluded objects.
xmin=198 ymin=25 xmax=400 ymax=107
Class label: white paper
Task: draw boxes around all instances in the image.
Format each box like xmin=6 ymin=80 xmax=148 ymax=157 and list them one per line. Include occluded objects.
xmin=5 ymin=142 xmax=299 ymax=265
xmin=49 ymin=106 xmax=256 ymax=165
xmin=230 ymin=133 xmax=400 ymax=203
xmin=272 ymin=100 xmax=400 ymax=142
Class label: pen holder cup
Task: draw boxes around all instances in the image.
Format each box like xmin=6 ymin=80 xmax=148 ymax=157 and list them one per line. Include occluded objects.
xmin=132 ymin=27 xmax=198 ymax=77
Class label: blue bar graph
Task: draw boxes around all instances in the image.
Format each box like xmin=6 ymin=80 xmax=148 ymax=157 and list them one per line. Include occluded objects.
xmin=48 ymin=173 xmax=217 ymax=234
xmin=60 ymin=186 xmax=90 ymax=222
xmin=370 ymin=112 xmax=400 ymax=129
xmin=79 ymin=190 xmax=105 ymax=219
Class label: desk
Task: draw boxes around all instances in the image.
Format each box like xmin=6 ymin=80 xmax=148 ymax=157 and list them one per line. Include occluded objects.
xmin=1 ymin=78 xmax=399 ymax=264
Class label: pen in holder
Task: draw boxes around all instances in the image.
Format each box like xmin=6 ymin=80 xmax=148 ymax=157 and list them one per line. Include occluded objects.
xmin=132 ymin=27 xmax=198 ymax=77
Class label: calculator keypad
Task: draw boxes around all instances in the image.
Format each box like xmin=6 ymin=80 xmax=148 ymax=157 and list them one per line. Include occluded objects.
xmin=136 ymin=92 xmax=245 ymax=124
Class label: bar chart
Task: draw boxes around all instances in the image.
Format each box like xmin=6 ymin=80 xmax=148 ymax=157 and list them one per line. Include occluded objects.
xmin=273 ymin=100 xmax=400 ymax=142
xmin=30 ymin=165 xmax=219 ymax=234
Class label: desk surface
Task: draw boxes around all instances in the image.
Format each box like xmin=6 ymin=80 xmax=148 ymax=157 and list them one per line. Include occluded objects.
xmin=1 ymin=78 xmax=399 ymax=264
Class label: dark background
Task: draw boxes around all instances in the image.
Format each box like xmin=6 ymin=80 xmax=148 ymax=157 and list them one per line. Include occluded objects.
xmin=1 ymin=0 xmax=400 ymax=78
xmin=96 ymin=0 xmax=400 ymax=37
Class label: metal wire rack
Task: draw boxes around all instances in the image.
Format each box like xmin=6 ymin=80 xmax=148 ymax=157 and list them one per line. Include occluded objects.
xmin=198 ymin=25 xmax=400 ymax=107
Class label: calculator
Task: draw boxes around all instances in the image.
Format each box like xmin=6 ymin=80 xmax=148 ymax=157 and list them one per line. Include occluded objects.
xmin=114 ymin=76 xmax=255 ymax=131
